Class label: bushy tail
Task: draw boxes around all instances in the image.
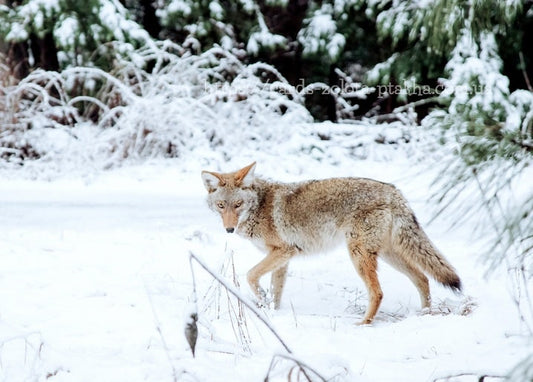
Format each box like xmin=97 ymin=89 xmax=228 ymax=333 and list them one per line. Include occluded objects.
xmin=393 ymin=212 xmax=462 ymax=293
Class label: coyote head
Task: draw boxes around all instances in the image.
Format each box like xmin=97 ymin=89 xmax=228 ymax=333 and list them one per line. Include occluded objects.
xmin=201 ymin=162 xmax=258 ymax=233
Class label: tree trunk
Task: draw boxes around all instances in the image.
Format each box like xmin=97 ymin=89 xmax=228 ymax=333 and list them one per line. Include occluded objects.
xmin=30 ymin=32 xmax=59 ymax=71
xmin=139 ymin=0 xmax=161 ymax=38
xmin=7 ymin=41 xmax=30 ymax=79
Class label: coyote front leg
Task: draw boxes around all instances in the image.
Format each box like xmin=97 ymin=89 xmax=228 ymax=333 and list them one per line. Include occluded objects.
xmin=247 ymin=247 xmax=295 ymax=308
xmin=271 ymin=264 xmax=289 ymax=309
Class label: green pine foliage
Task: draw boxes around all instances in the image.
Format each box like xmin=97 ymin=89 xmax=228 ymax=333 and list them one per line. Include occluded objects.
xmin=156 ymin=0 xmax=241 ymax=48
xmin=417 ymin=1 xmax=533 ymax=340
xmin=0 ymin=0 xmax=150 ymax=69
xmin=298 ymin=4 xmax=345 ymax=65
xmin=155 ymin=0 xmax=285 ymax=54
xmin=369 ymin=0 xmax=524 ymax=86
xmin=421 ymin=5 xmax=532 ymax=161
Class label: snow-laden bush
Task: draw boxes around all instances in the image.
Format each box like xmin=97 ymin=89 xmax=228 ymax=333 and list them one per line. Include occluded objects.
xmin=95 ymin=44 xmax=312 ymax=166
xmin=0 ymin=41 xmax=312 ymax=170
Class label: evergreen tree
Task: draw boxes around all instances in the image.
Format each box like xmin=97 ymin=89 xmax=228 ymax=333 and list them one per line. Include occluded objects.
xmin=0 ymin=0 xmax=151 ymax=75
xmin=369 ymin=0 xmax=524 ymax=85
xmin=417 ymin=0 xmax=533 ymax=344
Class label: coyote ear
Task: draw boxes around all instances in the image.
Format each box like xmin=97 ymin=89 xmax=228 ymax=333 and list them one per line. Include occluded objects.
xmin=234 ymin=162 xmax=256 ymax=187
xmin=201 ymin=171 xmax=224 ymax=193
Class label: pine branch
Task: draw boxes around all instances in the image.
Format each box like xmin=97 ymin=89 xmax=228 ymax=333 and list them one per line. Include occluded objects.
xmin=392 ymin=96 xmax=443 ymax=114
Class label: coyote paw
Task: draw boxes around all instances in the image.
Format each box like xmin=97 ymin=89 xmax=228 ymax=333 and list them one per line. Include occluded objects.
xmin=257 ymin=287 xmax=267 ymax=300
xmin=254 ymin=288 xmax=274 ymax=309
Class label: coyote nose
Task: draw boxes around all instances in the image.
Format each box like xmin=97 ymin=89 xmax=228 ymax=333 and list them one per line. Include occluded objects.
xmin=226 ymin=227 xmax=235 ymax=233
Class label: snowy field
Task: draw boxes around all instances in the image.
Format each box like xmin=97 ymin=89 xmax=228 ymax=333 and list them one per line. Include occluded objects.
xmin=0 ymin=128 xmax=530 ymax=382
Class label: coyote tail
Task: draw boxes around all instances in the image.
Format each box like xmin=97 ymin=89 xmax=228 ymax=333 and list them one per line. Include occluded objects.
xmin=394 ymin=212 xmax=462 ymax=293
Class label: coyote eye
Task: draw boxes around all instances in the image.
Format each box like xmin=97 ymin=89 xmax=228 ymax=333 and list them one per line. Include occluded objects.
xmin=234 ymin=200 xmax=243 ymax=208
xmin=216 ymin=201 xmax=225 ymax=209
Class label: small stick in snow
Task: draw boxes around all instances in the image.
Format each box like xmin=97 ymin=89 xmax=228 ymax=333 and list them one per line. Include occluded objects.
xmin=184 ymin=256 xmax=199 ymax=357
xmin=188 ymin=251 xmax=327 ymax=382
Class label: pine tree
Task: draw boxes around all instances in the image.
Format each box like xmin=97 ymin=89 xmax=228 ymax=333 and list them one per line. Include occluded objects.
xmin=416 ymin=0 xmax=533 ymax=342
xmin=0 ymin=0 xmax=151 ymax=75
xmin=368 ymin=0 xmax=524 ymax=85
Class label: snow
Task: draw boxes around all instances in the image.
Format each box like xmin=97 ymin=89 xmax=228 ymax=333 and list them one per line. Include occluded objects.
xmin=425 ymin=28 xmax=532 ymax=134
xmin=98 ymin=0 xmax=151 ymax=44
xmin=54 ymin=16 xmax=80 ymax=48
xmin=1 ymin=45 xmax=316 ymax=173
xmin=246 ymin=30 xmax=287 ymax=56
xmin=165 ymin=0 xmax=192 ymax=17
xmin=209 ymin=1 xmax=224 ymax=19
xmin=298 ymin=5 xmax=345 ymax=61
xmin=7 ymin=0 xmax=60 ymax=41
xmin=0 ymin=130 xmax=530 ymax=381
xmin=5 ymin=22 xmax=29 ymax=41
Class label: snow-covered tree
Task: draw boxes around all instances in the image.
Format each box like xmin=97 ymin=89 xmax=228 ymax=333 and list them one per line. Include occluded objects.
xmin=368 ymin=0 xmax=524 ymax=85
xmin=0 ymin=0 xmax=151 ymax=74
xmin=154 ymin=0 xmax=292 ymax=55
xmin=298 ymin=4 xmax=345 ymax=67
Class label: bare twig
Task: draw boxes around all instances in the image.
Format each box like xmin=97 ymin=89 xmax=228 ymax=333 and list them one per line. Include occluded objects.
xmin=189 ymin=251 xmax=291 ymax=352
xmin=392 ymin=96 xmax=442 ymax=114
xmin=185 ymin=256 xmax=199 ymax=357
xmin=265 ymin=353 xmax=332 ymax=382
xmin=188 ymin=251 xmax=327 ymax=382
xmin=225 ymin=252 xmax=252 ymax=353
xmin=433 ymin=372 xmax=506 ymax=381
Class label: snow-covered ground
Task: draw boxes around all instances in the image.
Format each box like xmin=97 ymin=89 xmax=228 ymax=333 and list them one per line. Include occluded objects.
xmin=0 ymin=134 xmax=530 ymax=381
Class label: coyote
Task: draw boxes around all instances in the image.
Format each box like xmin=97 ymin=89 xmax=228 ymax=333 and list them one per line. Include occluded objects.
xmin=201 ymin=162 xmax=461 ymax=324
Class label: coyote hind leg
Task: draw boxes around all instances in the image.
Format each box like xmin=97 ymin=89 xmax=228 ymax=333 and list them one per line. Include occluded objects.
xmin=385 ymin=255 xmax=431 ymax=309
xmin=347 ymin=240 xmax=383 ymax=325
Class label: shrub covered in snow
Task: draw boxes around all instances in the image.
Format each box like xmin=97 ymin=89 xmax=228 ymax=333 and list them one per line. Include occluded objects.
xmin=0 ymin=41 xmax=312 ymax=169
